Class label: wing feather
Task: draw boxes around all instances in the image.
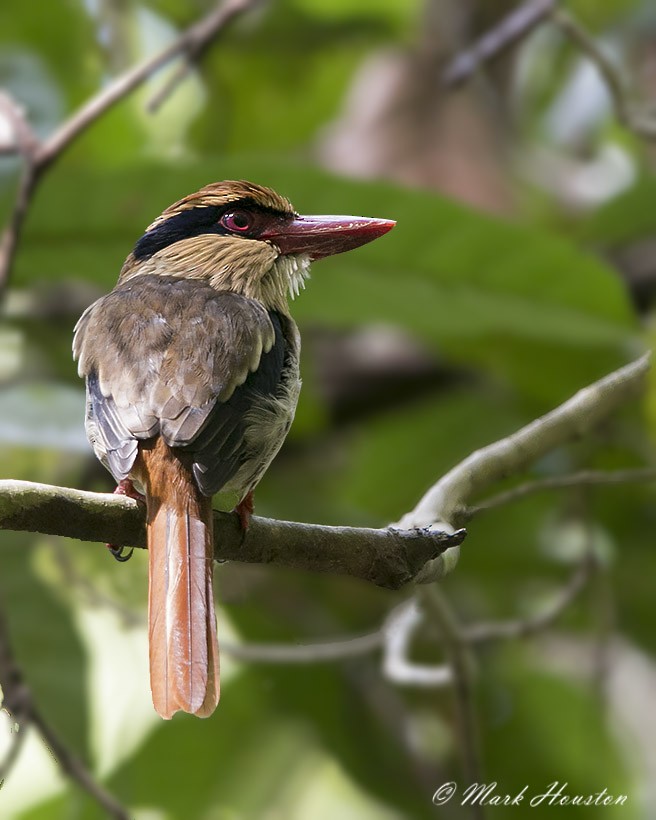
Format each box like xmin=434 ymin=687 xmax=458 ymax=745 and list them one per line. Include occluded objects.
xmin=74 ymin=274 xmax=286 ymax=490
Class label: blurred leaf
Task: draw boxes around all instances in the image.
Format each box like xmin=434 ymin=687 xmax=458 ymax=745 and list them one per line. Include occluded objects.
xmin=482 ymin=647 xmax=634 ymax=818
xmin=336 ymin=387 xmax=526 ymax=523
xmin=0 ymin=1 xmax=98 ymax=107
xmin=289 ymin=0 xmax=421 ymax=32
xmin=102 ymin=666 xmax=423 ymax=819
xmin=566 ymin=0 xmax=641 ymax=30
xmin=577 ymin=176 xmax=656 ymax=247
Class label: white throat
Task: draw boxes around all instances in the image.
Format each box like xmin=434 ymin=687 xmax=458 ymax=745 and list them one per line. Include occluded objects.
xmin=274 ymin=253 xmax=312 ymax=300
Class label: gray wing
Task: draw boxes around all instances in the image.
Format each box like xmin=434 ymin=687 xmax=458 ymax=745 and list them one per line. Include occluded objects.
xmin=74 ymin=274 xmax=284 ymax=493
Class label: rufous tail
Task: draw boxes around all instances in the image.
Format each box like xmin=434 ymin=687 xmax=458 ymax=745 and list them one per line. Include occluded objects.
xmin=136 ymin=437 xmax=219 ymax=719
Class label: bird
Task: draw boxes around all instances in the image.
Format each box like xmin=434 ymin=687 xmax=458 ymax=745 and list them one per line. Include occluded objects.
xmin=73 ymin=180 xmax=395 ymax=719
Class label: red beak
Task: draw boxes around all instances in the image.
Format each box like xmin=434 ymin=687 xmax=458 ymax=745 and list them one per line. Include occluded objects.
xmin=261 ymin=214 xmax=396 ymax=259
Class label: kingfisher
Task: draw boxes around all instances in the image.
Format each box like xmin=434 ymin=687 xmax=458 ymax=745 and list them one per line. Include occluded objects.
xmin=73 ymin=180 xmax=395 ymax=719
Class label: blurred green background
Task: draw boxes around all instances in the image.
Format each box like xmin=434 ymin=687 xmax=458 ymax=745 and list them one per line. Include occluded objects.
xmin=1 ymin=0 xmax=656 ymax=818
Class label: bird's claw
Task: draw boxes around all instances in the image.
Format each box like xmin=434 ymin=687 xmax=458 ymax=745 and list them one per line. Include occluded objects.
xmin=234 ymin=491 xmax=254 ymax=534
xmin=107 ymin=544 xmax=134 ymax=562
xmin=106 ymin=479 xmax=141 ymax=561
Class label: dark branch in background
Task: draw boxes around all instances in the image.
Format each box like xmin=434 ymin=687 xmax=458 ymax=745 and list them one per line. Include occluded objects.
xmin=146 ymin=0 xmax=261 ymax=113
xmin=550 ymin=9 xmax=656 ymax=140
xmin=442 ymin=0 xmax=558 ymax=88
xmin=0 ymin=481 xmax=465 ymax=590
xmin=442 ymin=2 xmax=656 ymax=141
xmin=420 ymin=585 xmax=484 ymax=816
xmin=0 ymin=0 xmax=262 ymax=292
xmin=0 ymin=595 xmax=130 ymax=819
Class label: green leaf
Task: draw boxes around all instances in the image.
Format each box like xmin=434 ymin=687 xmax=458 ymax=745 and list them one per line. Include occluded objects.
xmin=566 ymin=0 xmax=642 ymax=30
xmin=482 ymin=647 xmax=634 ymax=819
xmin=578 ymin=176 xmax=656 ymax=247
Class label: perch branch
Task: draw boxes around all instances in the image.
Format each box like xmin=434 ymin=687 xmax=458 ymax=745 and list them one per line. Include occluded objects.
xmin=0 ymin=480 xmax=465 ymax=591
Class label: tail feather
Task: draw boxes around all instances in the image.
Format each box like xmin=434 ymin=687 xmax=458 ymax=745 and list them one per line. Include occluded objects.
xmin=137 ymin=438 xmax=220 ymax=719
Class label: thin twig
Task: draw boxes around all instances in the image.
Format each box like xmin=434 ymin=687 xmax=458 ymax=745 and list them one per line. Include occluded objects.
xmin=442 ymin=3 xmax=656 ymax=142
xmin=146 ymin=0 xmax=262 ymax=113
xmin=467 ymin=467 xmax=656 ymax=518
xmin=0 ymin=0 xmax=261 ymax=292
xmin=37 ymin=0 xmax=260 ymax=166
xmin=443 ymin=0 xmax=558 ymax=87
xmin=420 ymin=586 xmax=484 ymax=818
xmin=0 ymin=596 xmax=129 ymax=818
xmin=464 ymin=554 xmax=596 ymax=643
xmin=550 ymin=9 xmax=656 ymax=140
xmin=29 ymin=706 xmax=129 ymax=819
xmin=381 ymin=599 xmax=452 ymax=687
xmin=223 ymin=631 xmax=384 ymax=663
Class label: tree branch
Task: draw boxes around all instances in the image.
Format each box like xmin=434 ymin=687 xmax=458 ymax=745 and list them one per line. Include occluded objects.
xmin=0 ymin=480 xmax=465 ymax=591
xmin=0 ymin=595 xmax=129 ymax=818
xmin=550 ymin=9 xmax=656 ymax=140
xmin=395 ymin=353 xmax=649 ymax=583
xmin=381 ymin=599 xmax=452 ymax=687
xmin=442 ymin=0 xmax=558 ymax=88
xmin=420 ymin=585 xmax=484 ymax=813
xmin=398 ymin=354 xmax=649 ymax=534
xmin=463 ymin=554 xmax=597 ymax=644
xmin=442 ymin=2 xmax=656 ymax=142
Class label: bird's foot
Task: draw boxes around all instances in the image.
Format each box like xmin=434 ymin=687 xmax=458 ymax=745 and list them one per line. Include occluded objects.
xmin=234 ymin=491 xmax=254 ymax=533
xmin=113 ymin=478 xmax=145 ymax=503
xmin=107 ymin=479 xmax=144 ymax=562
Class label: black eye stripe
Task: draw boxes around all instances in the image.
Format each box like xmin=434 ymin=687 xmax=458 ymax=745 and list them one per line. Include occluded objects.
xmin=133 ymin=207 xmax=222 ymax=260
xmin=132 ymin=200 xmax=290 ymax=260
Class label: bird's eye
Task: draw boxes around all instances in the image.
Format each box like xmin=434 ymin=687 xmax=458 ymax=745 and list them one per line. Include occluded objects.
xmin=221 ymin=210 xmax=254 ymax=233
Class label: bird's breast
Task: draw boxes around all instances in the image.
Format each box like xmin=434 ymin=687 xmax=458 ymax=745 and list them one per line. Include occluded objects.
xmin=223 ymin=315 xmax=301 ymax=498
